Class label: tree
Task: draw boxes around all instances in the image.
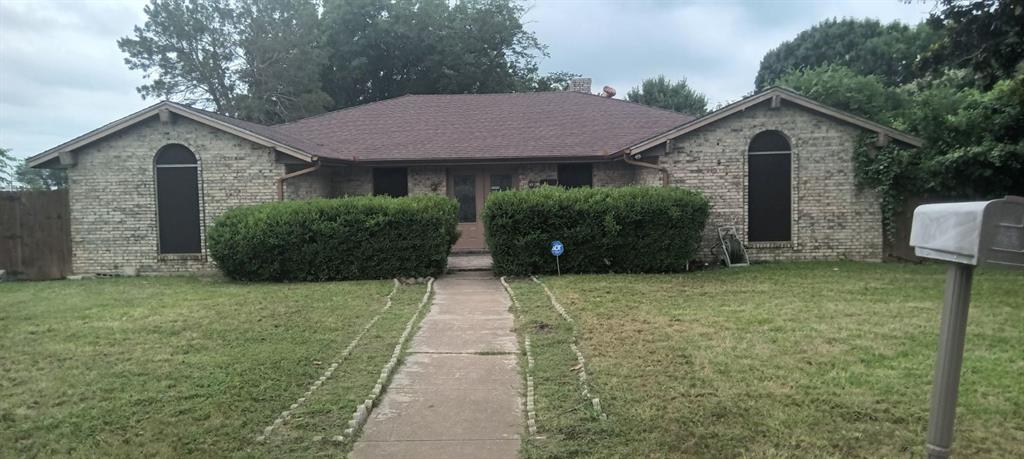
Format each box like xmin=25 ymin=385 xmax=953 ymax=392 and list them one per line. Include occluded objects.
xmin=528 ymin=71 xmax=583 ymax=92
xmin=775 ymin=65 xmax=908 ymax=124
xmin=319 ymin=0 xmax=546 ymax=108
xmin=918 ymin=0 xmax=1024 ymax=89
xmin=16 ymin=163 xmax=67 ymax=190
xmin=233 ymin=0 xmax=333 ymax=124
xmin=755 ymin=18 xmax=939 ymax=89
xmin=902 ymin=72 xmax=1024 ymax=197
xmin=626 ymin=75 xmax=709 ymax=116
xmin=118 ymin=0 xmax=241 ymax=113
xmin=0 ymin=147 xmax=17 ymax=190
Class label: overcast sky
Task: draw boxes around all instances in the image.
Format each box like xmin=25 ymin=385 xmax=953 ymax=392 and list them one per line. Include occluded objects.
xmin=0 ymin=0 xmax=934 ymax=159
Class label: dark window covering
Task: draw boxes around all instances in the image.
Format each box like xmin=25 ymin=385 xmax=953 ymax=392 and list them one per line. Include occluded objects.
xmin=747 ymin=131 xmax=792 ymax=242
xmin=155 ymin=144 xmax=202 ymax=253
xmin=748 ymin=130 xmax=791 ymax=153
xmin=373 ymin=168 xmax=409 ymax=197
xmin=557 ymin=164 xmax=593 ymax=188
xmin=155 ymin=144 xmax=199 ymax=165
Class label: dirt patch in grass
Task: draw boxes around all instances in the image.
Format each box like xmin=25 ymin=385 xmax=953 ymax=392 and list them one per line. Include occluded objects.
xmin=510 ymin=262 xmax=1024 ymax=458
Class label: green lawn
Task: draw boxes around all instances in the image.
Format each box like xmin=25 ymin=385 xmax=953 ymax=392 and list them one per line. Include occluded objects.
xmin=508 ymin=262 xmax=1023 ymax=458
xmin=0 ymin=276 xmax=429 ymax=457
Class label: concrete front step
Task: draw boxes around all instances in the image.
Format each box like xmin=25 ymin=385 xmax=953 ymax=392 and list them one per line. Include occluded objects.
xmin=446 ymin=254 xmax=494 ymax=272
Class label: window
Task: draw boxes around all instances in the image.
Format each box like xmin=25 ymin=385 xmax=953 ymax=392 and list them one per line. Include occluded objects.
xmin=155 ymin=144 xmax=202 ymax=254
xmin=373 ymin=168 xmax=408 ymax=197
xmin=557 ymin=164 xmax=593 ymax=188
xmin=747 ymin=130 xmax=792 ymax=242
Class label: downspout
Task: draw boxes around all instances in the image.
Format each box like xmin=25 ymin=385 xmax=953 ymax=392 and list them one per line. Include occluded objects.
xmin=276 ymin=161 xmax=321 ymax=201
xmin=622 ymin=144 xmax=670 ymax=187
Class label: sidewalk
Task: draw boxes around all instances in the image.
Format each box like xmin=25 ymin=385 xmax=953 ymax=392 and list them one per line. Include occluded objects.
xmin=349 ymin=271 xmax=521 ymax=459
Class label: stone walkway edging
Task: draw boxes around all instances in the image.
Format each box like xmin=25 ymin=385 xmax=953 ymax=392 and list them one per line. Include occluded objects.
xmin=499 ymin=276 xmax=538 ymax=437
xmin=333 ymin=277 xmax=435 ymax=443
xmin=256 ymin=279 xmax=401 ymax=443
xmin=530 ymin=276 xmax=605 ymax=419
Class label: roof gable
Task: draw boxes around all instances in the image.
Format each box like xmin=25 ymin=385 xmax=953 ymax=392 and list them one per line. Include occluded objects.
xmin=625 ymin=87 xmax=923 ymax=155
xmin=27 ymin=101 xmax=316 ymax=168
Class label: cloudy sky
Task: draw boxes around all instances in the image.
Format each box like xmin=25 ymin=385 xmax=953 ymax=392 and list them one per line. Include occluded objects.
xmin=0 ymin=0 xmax=934 ymax=159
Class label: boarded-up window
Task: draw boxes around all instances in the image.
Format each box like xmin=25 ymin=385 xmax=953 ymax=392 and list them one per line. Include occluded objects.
xmin=155 ymin=144 xmax=202 ymax=253
xmin=557 ymin=164 xmax=592 ymax=188
xmin=747 ymin=130 xmax=792 ymax=242
xmin=373 ymin=168 xmax=408 ymax=197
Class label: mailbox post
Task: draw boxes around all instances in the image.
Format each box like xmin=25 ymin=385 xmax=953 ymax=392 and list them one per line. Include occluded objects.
xmin=909 ymin=196 xmax=1023 ymax=458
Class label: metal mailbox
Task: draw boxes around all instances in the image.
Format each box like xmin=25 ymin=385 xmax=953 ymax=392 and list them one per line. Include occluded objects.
xmin=909 ymin=195 xmax=1023 ymax=459
xmin=910 ymin=196 xmax=1024 ymax=267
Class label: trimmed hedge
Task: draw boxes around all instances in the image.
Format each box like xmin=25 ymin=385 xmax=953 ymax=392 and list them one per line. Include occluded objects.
xmin=483 ymin=186 xmax=710 ymax=275
xmin=208 ymin=195 xmax=458 ymax=281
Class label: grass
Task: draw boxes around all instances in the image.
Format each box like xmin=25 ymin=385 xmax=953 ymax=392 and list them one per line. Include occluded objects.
xmin=0 ymin=276 xmax=429 ymax=457
xmin=509 ymin=262 xmax=1023 ymax=458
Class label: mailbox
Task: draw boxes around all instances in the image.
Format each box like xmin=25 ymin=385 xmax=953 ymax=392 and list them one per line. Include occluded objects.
xmin=909 ymin=195 xmax=1023 ymax=459
xmin=910 ymin=196 xmax=1024 ymax=267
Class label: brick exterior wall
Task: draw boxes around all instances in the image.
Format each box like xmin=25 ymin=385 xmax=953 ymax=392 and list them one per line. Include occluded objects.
xmin=284 ymin=167 xmax=332 ymax=200
xmin=62 ymin=100 xmax=881 ymax=273
xmin=593 ymin=162 xmax=635 ymax=187
xmin=516 ymin=164 xmax=557 ymax=188
xmin=67 ymin=115 xmax=284 ymax=274
xmin=409 ymin=166 xmax=447 ymax=195
xmin=656 ymin=102 xmax=882 ymax=261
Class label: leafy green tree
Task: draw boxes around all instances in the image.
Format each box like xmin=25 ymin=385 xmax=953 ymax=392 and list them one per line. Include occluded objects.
xmin=626 ymin=75 xmax=708 ymax=116
xmin=755 ymin=18 xmax=939 ymax=89
xmin=118 ymin=0 xmax=240 ymax=113
xmin=16 ymin=162 xmax=68 ymax=190
xmin=918 ymin=0 xmax=1024 ymax=89
xmin=233 ymin=0 xmax=333 ymax=123
xmin=0 ymin=147 xmax=17 ymax=190
xmin=320 ymin=0 xmax=545 ymax=108
xmin=775 ymin=65 xmax=908 ymax=124
xmin=902 ymin=73 xmax=1024 ymax=197
xmin=528 ymin=71 xmax=583 ymax=92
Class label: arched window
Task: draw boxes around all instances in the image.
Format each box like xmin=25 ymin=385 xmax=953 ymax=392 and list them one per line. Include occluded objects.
xmin=155 ymin=144 xmax=202 ymax=253
xmin=747 ymin=130 xmax=791 ymax=242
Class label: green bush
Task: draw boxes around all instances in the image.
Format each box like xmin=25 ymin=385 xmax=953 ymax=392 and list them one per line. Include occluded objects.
xmin=208 ymin=195 xmax=458 ymax=281
xmin=483 ymin=186 xmax=710 ymax=275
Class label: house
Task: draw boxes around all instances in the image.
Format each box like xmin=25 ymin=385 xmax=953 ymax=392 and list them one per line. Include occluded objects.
xmin=28 ymin=79 xmax=922 ymax=274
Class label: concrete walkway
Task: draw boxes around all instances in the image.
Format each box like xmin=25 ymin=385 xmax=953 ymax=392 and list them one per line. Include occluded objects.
xmin=349 ymin=271 xmax=521 ymax=459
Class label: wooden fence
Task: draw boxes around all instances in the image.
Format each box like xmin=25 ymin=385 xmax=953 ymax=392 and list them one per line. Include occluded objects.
xmin=0 ymin=189 xmax=72 ymax=280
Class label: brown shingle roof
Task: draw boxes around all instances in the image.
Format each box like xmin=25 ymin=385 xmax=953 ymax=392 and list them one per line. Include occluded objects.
xmin=273 ymin=92 xmax=695 ymax=162
xmin=171 ymin=102 xmax=327 ymax=155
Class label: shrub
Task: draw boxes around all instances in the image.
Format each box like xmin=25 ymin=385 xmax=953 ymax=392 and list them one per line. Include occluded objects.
xmin=208 ymin=195 xmax=458 ymax=281
xmin=483 ymin=186 xmax=710 ymax=275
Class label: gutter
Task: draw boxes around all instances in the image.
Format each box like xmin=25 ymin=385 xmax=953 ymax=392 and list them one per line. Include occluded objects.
xmin=276 ymin=161 xmax=321 ymax=200
xmin=621 ymin=146 xmax=670 ymax=187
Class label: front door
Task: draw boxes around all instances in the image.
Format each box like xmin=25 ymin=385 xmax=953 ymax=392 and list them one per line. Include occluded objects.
xmin=449 ymin=168 xmax=516 ymax=252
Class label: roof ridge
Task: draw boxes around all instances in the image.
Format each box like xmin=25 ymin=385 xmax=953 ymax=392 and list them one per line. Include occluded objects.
xmin=274 ymin=94 xmax=415 ymax=127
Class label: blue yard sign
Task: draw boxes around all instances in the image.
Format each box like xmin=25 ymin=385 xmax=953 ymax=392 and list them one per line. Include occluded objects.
xmin=551 ymin=240 xmax=564 ymax=257
xmin=551 ymin=240 xmax=564 ymax=275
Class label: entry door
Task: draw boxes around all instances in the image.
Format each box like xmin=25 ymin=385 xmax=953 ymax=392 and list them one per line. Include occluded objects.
xmin=449 ymin=169 xmax=516 ymax=252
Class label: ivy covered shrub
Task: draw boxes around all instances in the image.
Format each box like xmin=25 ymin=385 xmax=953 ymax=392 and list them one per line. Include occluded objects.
xmin=208 ymin=195 xmax=458 ymax=281
xmin=483 ymin=186 xmax=710 ymax=275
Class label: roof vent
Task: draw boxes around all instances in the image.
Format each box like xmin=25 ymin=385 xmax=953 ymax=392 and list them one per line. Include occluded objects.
xmin=599 ymin=86 xmax=617 ymax=98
